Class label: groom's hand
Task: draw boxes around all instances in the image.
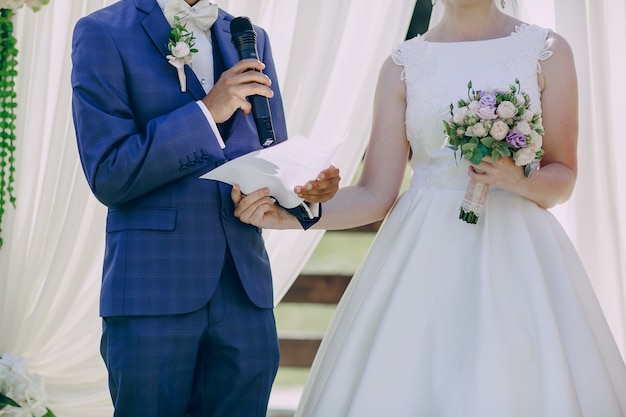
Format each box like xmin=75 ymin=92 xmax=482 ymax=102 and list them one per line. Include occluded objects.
xmin=294 ymin=165 xmax=340 ymax=203
xmin=232 ymin=185 xmax=300 ymax=229
xmin=202 ymin=59 xmax=273 ymax=123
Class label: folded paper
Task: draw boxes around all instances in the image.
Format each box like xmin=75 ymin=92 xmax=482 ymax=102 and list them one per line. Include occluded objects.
xmin=201 ymin=134 xmax=342 ymax=209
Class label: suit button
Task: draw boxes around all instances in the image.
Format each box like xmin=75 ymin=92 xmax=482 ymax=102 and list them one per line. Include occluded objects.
xmin=222 ymin=209 xmax=230 ymax=218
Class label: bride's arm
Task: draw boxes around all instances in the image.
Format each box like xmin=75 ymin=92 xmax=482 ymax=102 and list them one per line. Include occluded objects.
xmin=233 ymin=56 xmax=411 ymax=230
xmin=469 ymin=31 xmax=579 ymax=209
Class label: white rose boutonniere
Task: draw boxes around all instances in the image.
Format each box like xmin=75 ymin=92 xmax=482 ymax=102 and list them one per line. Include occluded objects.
xmin=167 ymin=18 xmax=197 ymax=92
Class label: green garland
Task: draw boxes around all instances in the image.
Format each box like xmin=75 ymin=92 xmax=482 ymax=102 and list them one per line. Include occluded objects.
xmin=0 ymin=8 xmax=17 ymax=249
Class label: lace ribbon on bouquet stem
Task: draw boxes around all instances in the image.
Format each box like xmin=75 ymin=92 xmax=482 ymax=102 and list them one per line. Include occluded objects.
xmin=459 ymin=172 xmax=489 ymax=224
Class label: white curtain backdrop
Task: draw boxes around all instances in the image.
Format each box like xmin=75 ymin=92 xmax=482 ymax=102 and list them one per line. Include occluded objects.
xmin=524 ymin=0 xmax=626 ymax=357
xmin=0 ymin=0 xmax=624 ymax=416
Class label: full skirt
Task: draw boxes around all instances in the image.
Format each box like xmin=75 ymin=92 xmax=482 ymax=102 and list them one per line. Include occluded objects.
xmin=295 ymin=187 xmax=626 ymax=417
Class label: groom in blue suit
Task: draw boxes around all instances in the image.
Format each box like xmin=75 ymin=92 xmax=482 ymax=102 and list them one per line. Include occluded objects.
xmin=71 ymin=1 xmax=339 ymax=416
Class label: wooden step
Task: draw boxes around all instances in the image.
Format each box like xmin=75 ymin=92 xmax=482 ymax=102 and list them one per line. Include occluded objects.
xmin=281 ymin=273 xmax=352 ymax=304
xmin=278 ymin=332 xmax=323 ymax=367
xmin=344 ymin=220 xmax=382 ymax=233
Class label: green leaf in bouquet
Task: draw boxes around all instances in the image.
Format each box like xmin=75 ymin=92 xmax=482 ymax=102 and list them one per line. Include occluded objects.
xmin=480 ymin=136 xmax=496 ymax=148
xmin=495 ymin=146 xmax=511 ymax=158
xmin=535 ymin=149 xmax=544 ymax=159
xmin=443 ymin=120 xmax=457 ymax=145
xmin=471 ymin=145 xmax=488 ymax=165
xmin=460 ymin=142 xmax=477 ymax=161
xmin=524 ymin=164 xmax=532 ymax=177
xmin=461 ymin=140 xmax=487 ymax=165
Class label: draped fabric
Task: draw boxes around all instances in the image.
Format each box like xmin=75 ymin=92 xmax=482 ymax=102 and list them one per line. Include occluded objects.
xmin=0 ymin=0 xmax=623 ymax=415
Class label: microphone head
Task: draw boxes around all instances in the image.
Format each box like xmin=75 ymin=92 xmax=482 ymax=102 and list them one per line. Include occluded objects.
xmin=230 ymin=16 xmax=254 ymax=36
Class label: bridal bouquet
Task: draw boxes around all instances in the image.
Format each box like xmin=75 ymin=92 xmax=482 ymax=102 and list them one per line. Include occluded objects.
xmin=443 ymin=79 xmax=544 ymax=224
xmin=0 ymin=354 xmax=55 ymax=417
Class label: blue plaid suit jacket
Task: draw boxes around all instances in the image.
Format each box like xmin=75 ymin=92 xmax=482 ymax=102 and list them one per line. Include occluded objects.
xmin=71 ymin=0 xmax=288 ymax=316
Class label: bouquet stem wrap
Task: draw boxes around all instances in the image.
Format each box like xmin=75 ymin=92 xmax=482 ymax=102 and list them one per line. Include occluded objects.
xmin=459 ymin=178 xmax=489 ymax=224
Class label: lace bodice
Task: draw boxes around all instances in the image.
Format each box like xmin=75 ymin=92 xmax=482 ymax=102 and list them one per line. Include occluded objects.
xmin=391 ymin=24 xmax=553 ymax=191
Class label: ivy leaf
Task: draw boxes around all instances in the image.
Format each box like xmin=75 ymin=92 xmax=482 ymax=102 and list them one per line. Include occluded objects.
xmin=0 ymin=9 xmax=20 ymax=248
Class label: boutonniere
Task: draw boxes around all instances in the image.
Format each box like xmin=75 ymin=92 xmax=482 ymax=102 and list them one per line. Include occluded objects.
xmin=166 ymin=18 xmax=197 ymax=92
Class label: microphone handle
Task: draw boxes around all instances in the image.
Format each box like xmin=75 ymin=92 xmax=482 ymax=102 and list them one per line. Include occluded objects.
xmin=249 ymin=95 xmax=275 ymax=147
xmin=232 ymin=32 xmax=275 ymax=147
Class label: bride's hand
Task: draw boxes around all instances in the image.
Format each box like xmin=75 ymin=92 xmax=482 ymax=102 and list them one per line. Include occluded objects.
xmin=468 ymin=155 xmax=528 ymax=191
xmin=294 ymin=165 xmax=340 ymax=203
xmin=231 ymin=185 xmax=300 ymax=229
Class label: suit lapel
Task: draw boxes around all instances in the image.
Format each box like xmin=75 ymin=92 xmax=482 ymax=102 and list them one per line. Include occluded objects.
xmin=212 ymin=11 xmax=239 ymax=74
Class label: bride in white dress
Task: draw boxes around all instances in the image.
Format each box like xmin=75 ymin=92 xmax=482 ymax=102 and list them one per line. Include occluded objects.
xmin=232 ymin=0 xmax=626 ymax=415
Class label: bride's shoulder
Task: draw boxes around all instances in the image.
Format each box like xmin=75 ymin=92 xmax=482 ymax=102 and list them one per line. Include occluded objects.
xmin=541 ymin=30 xmax=575 ymax=75
xmin=544 ymin=30 xmax=573 ymax=54
xmin=390 ymin=35 xmax=427 ymax=68
xmin=518 ymin=24 xmax=573 ymax=64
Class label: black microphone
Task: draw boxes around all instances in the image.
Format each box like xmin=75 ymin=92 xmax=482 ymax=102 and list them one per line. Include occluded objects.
xmin=230 ymin=16 xmax=275 ymax=147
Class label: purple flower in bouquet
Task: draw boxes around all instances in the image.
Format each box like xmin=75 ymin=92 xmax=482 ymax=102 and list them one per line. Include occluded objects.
xmin=479 ymin=91 xmax=497 ymax=108
xmin=506 ymin=130 xmax=527 ymax=148
xmin=476 ymin=92 xmax=498 ymax=120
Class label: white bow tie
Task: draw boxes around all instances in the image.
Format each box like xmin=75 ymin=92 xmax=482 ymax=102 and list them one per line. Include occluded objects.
xmin=163 ymin=0 xmax=218 ymax=32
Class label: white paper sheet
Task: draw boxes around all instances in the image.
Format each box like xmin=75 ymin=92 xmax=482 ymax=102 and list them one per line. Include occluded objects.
xmin=200 ymin=135 xmax=342 ymax=209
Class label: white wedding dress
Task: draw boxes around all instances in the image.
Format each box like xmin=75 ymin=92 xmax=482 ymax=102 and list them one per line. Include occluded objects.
xmin=295 ymin=24 xmax=626 ymax=417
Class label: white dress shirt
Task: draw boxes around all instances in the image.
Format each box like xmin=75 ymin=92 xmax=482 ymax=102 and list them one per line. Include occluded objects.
xmin=157 ymin=0 xmax=225 ymax=149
